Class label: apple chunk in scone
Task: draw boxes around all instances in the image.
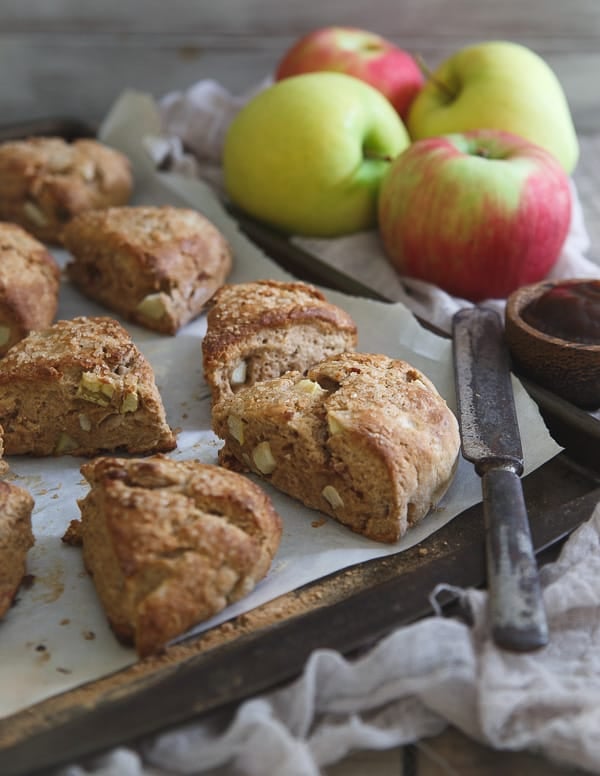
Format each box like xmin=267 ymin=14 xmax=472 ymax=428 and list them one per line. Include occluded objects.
xmin=213 ymin=352 xmax=460 ymax=544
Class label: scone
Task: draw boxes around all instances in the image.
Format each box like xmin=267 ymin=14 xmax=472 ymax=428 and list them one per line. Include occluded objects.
xmin=213 ymin=352 xmax=461 ymax=543
xmin=64 ymin=206 xmax=233 ymax=334
xmin=0 ymin=425 xmax=7 ymax=475
xmin=0 ymin=137 xmax=132 ymax=244
xmin=0 ymin=316 xmax=176 ymax=457
xmin=202 ymin=279 xmax=358 ymax=405
xmin=69 ymin=454 xmax=282 ymax=657
xmin=0 ymin=222 xmax=61 ymax=356
xmin=0 ymin=480 xmax=35 ymax=619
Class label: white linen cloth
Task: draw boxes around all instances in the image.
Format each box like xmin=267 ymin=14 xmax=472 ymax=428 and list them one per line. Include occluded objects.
xmin=57 ymin=81 xmax=600 ymax=775
xmin=61 ymin=502 xmax=600 ymax=776
xmin=151 ymin=78 xmax=600 ymax=334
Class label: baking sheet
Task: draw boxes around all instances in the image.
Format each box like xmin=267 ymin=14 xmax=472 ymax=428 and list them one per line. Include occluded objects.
xmin=0 ymin=91 xmax=561 ymax=720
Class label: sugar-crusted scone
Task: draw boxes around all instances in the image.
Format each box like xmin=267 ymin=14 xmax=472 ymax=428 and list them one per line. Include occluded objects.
xmin=70 ymin=454 xmax=282 ymax=657
xmin=0 ymin=222 xmax=61 ymax=356
xmin=202 ymin=279 xmax=358 ymax=405
xmin=0 ymin=137 xmax=132 ymax=244
xmin=0 ymin=316 xmax=176 ymax=457
xmin=0 ymin=480 xmax=35 ymax=619
xmin=64 ymin=206 xmax=233 ymax=335
xmin=213 ymin=352 xmax=461 ymax=543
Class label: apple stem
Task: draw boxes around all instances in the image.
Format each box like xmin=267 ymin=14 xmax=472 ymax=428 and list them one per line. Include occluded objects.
xmin=364 ymin=150 xmax=394 ymax=163
xmin=416 ymin=54 xmax=455 ymax=100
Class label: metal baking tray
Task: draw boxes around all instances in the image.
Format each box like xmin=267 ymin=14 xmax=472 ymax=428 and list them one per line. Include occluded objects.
xmin=1 ymin=118 xmax=600 ymax=776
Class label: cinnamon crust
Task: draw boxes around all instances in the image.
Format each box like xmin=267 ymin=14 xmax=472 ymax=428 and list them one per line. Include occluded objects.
xmin=0 ymin=137 xmax=132 ymax=244
xmin=64 ymin=205 xmax=232 ymax=334
xmin=213 ymin=352 xmax=461 ymax=543
xmin=202 ymin=279 xmax=358 ymax=405
xmin=0 ymin=316 xmax=176 ymax=457
xmin=70 ymin=454 xmax=282 ymax=657
xmin=0 ymin=480 xmax=35 ymax=619
xmin=0 ymin=222 xmax=60 ymax=356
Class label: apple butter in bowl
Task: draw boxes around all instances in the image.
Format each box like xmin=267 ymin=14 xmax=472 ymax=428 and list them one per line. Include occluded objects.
xmin=505 ymin=279 xmax=600 ymax=409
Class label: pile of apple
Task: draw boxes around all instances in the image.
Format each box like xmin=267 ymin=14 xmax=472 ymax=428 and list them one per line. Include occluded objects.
xmin=223 ymin=28 xmax=578 ymax=302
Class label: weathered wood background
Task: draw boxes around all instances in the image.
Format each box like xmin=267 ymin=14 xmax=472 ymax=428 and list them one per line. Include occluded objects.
xmin=1 ymin=0 xmax=598 ymax=131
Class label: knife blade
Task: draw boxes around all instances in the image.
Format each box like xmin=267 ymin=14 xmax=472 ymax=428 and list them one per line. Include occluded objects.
xmin=452 ymin=306 xmax=549 ymax=652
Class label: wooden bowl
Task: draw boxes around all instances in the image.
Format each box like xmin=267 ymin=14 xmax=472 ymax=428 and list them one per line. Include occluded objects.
xmin=505 ymin=279 xmax=600 ymax=409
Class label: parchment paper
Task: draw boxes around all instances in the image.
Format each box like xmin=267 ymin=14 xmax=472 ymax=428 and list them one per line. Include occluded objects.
xmin=0 ymin=91 xmax=561 ymax=720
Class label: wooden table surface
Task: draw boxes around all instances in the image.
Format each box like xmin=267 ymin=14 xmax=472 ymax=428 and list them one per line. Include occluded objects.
xmin=1 ymin=2 xmax=599 ymax=774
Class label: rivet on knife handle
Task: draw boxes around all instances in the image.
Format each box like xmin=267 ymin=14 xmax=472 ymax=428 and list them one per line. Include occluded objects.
xmin=452 ymin=307 xmax=549 ymax=652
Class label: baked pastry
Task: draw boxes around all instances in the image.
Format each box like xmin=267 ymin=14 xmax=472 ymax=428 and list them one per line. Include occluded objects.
xmin=213 ymin=352 xmax=461 ymax=543
xmin=0 ymin=480 xmax=35 ymax=619
xmin=69 ymin=454 xmax=282 ymax=657
xmin=0 ymin=222 xmax=61 ymax=356
xmin=0 ymin=136 xmax=132 ymax=244
xmin=0 ymin=425 xmax=7 ymax=475
xmin=202 ymin=279 xmax=358 ymax=405
xmin=0 ymin=316 xmax=176 ymax=457
xmin=64 ymin=206 xmax=233 ymax=334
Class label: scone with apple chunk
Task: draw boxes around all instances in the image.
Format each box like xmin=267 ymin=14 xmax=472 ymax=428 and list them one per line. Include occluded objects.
xmin=67 ymin=454 xmax=282 ymax=657
xmin=0 ymin=222 xmax=61 ymax=356
xmin=0 ymin=480 xmax=35 ymax=619
xmin=0 ymin=136 xmax=132 ymax=244
xmin=213 ymin=352 xmax=460 ymax=543
xmin=202 ymin=279 xmax=357 ymax=405
xmin=64 ymin=205 xmax=232 ymax=334
xmin=0 ymin=316 xmax=176 ymax=457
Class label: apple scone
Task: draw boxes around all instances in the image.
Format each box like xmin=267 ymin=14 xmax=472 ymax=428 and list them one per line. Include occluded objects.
xmin=0 ymin=316 xmax=176 ymax=457
xmin=0 ymin=480 xmax=35 ymax=619
xmin=0 ymin=136 xmax=132 ymax=244
xmin=213 ymin=352 xmax=461 ymax=543
xmin=0 ymin=222 xmax=61 ymax=356
xmin=202 ymin=279 xmax=358 ymax=405
xmin=66 ymin=454 xmax=282 ymax=657
xmin=64 ymin=205 xmax=233 ymax=334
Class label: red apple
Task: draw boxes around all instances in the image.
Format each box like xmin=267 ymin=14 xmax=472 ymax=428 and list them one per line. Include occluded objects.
xmin=275 ymin=26 xmax=424 ymax=120
xmin=377 ymin=130 xmax=572 ymax=302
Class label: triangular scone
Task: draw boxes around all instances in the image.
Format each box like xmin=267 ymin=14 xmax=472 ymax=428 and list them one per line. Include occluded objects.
xmin=202 ymin=279 xmax=358 ymax=405
xmin=213 ymin=352 xmax=461 ymax=544
xmin=64 ymin=206 xmax=232 ymax=334
xmin=0 ymin=137 xmax=132 ymax=245
xmin=0 ymin=316 xmax=176 ymax=456
xmin=0 ymin=425 xmax=7 ymax=475
xmin=0 ymin=222 xmax=60 ymax=357
xmin=69 ymin=455 xmax=282 ymax=657
xmin=0 ymin=480 xmax=34 ymax=619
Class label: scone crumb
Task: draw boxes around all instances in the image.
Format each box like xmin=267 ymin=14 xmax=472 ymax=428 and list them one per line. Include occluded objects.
xmin=61 ymin=519 xmax=83 ymax=546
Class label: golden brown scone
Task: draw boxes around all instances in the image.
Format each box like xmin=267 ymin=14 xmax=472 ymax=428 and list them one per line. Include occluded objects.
xmin=0 ymin=424 xmax=7 ymax=475
xmin=72 ymin=454 xmax=282 ymax=657
xmin=64 ymin=206 xmax=233 ymax=334
xmin=0 ymin=316 xmax=176 ymax=457
xmin=213 ymin=352 xmax=460 ymax=544
xmin=0 ymin=222 xmax=61 ymax=356
xmin=0 ymin=137 xmax=132 ymax=244
xmin=0 ymin=480 xmax=35 ymax=619
xmin=202 ymin=279 xmax=358 ymax=405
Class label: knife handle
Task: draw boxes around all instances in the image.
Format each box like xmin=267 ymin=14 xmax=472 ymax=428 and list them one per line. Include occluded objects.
xmin=482 ymin=466 xmax=549 ymax=652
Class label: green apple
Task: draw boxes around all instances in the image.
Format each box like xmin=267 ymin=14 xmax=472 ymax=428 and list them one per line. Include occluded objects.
xmin=407 ymin=41 xmax=579 ymax=174
xmin=223 ymin=72 xmax=410 ymax=237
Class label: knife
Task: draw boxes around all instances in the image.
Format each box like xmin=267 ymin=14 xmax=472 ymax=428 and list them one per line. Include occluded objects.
xmin=452 ymin=306 xmax=549 ymax=652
